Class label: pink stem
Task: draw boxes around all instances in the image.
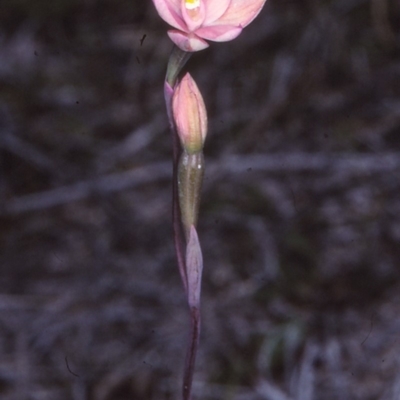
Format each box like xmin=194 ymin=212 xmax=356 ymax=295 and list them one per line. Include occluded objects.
xmin=165 ymin=80 xmax=188 ymax=294
xmin=182 ymin=306 xmax=201 ymax=400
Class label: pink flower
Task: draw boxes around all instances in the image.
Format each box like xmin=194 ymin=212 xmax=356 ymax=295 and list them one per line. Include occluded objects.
xmin=152 ymin=0 xmax=267 ymax=52
xmin=172 ymin=73 xmax=207 ymax=153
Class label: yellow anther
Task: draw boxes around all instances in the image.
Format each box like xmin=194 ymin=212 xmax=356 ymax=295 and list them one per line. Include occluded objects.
xmin=185 ymin=0 xmax=200 ymax=11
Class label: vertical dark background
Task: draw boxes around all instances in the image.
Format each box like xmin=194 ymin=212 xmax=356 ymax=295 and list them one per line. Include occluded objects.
xmin=0 ymin=0 xmax=400 ymax=399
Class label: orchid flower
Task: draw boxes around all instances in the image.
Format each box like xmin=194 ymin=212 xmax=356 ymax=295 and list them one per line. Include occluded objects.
xmin=152 ymin=0 xmax=267 ymax=51
xmin=153 ymin=2 xmax=268 ymax=399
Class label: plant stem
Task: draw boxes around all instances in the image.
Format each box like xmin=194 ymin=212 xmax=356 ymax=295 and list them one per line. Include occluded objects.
xmin=164 ymin=46 xmax=204 ymax=400
xmin=182 ymin=306 xmax=201 ymax=400
xmin=164 ymin=46 xmax=192 ymax=293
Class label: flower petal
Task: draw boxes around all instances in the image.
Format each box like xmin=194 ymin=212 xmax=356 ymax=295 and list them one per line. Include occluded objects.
xmin=168 ymin=30 xmax=209 ymax=52
xmin=181 ymin=0 xmax=207 ymax=32
xmin=196 ymin=25 xmax=242 ymax=42
xmin=152 ymin=0 xmax=187 ymax=31
xmin=203 ymin=0 xmax=232 ymax=24
xmin=214 ymin=0 xmax=267 ymax=27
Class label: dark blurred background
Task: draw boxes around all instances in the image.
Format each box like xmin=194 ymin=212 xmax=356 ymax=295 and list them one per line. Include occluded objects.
xmin=0 ymin=0 xmax=400 ymax=399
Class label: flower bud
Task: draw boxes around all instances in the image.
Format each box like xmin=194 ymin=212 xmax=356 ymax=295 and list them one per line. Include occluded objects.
xmin=172 ymin=73 xmax=207 ymax=154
